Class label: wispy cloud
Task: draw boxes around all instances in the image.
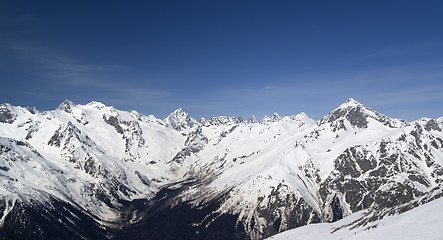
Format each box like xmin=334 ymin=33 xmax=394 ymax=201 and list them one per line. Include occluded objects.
xmin=359 ymin=41 xmax=443 ymax=60
xmin=9 ymin=43 xmax=117 ymax=87
xmin=366 ymin=83 xmax=443 ymax=107
xmin=6 ymin=43 xmax=171 ymax=104
xmin=204 ymin=60 xmax=443 ymax=120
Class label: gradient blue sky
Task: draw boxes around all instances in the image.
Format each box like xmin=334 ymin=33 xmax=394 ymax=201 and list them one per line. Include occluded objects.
xmin=1 ymin=1 xmax=442 ymax=120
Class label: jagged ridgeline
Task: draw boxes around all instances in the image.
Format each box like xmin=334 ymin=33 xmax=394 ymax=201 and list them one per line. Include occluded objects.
xmin=0 ymin=99 xmax=442 ymax=240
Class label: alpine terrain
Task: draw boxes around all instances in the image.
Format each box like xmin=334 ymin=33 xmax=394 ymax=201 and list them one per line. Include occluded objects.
xmin=0 ymin=98 xmax=442 ymax=239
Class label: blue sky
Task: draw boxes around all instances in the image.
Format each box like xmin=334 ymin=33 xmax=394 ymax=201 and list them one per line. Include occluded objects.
xmin=1 ymin=1 xmax=442 ymax=121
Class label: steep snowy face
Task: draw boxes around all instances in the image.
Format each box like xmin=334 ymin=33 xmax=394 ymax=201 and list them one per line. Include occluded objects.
xmin=164 ymin=108 xmax=198 ymax=131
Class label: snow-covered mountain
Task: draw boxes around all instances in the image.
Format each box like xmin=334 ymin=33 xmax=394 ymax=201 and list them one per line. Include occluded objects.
xmin=0 ymin=98 xmax=442 ymax=239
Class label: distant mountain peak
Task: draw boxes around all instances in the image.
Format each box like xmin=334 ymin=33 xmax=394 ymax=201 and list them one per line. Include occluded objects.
xmin=291 ymin=112 xmax=316 ymax=125
xmin=345 ymin=97 xmax=358 ymax=103
xmin=294 ymin=112 xmax=309 ymax=120
xmin=338 ymin=98 xmax=364 ymax=109
xmin=173 ymin=107 xmax=184 ymax=113
xmin=0 ymin=103 xmax=17 ymax=124
xmin=164 ymin=108 xmax=197 ymax=131
xmin=57 ymin=100 xmax=75 ymax=113
xmin=321 ymin=98 xmax=405 ymax=129
xmin=320 ymin=98 xmax=377 ymax=128
xmin=262 ymin=112 xmax=281 ymax=123
xmin=86 ymin=101 xmax=107 ymax=110
xmin=247 ymin=115 xmax=259 ymax=124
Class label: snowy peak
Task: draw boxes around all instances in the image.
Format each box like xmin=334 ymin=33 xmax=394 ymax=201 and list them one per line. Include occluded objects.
xmin=58 ymin=100 xmax=114 ymax=114
xmin=338 ymin=98 xmax=361 ymax=108
xmin=327 ymin=98 xmax=371 ymax=128
xmin=164 ymin=108 xmax=198 ymax=131
xmin=415 ymin=118 xmax=443 ymax=132
xmin=85 ymin=101 xmax=108 ymax=110
xmin=320 ymin=98 xmax=405 ymax=129
xmin=57 ymin=100 xmax=75 ymax=113
xmin=290 ymin=112 xmax=316 ymax=125
xmin=247 ymin=115 xmax=259 ymax=124
xmin=262 ymin=112 xmax=281 ymax=123
xmin=0 ymin=104 xmax=17 ymax=124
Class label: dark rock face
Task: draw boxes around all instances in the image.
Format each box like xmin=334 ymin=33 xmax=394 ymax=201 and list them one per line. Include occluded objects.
xmin=48 ymin=127 xmax=63 ymax=147
xmin=111 ymin=184 xmax=248 ymax=240
xmin=103 ymin=115 xmax=124 ymax=134
xmin=345 ymin=107 xmax=368 ymax=128
xmin=325 ymin=106 xmax=368 ymax=128
xmin=57 ymin=100 xmax=74 ymax=114
xmin=48 ymin=122 xmax=96 ymax=149
xmin=135 ymin=171 xmax=151 ymax=186
xmin=320 ymin=99 xmax=408 ymax=129
xmin=319 ymin=139 xmax=438 ymax=221
xmin=1 ymin=185 xmax=244 ymax=240
xmin=249 ymin=184 xmax=321 ymax=239
xmin=171 ymin=126 xmax=208 ymax=164
xmin=103 ymin=115 xmax=145 ymax=161
xmin=221 ymin=125 xmax=238 ymax=138
xmin=0 ymin=198 xmax=108 ymax=240
xmin=110 ymin=182 xmax=322 ymax=240
xmin=334 ymin=147 xmax=377 ymax=178
xmin=0 ymin=105 xmax=16 ymax=124
xmin=425 ymin=119 xmax=442 ymax=131
xmin=330 ymin=195 xmax=343 ymax=222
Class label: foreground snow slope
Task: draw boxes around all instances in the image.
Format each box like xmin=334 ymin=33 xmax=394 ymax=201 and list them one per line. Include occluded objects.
xmin=267 ymin=187 xmax=443 ymax=240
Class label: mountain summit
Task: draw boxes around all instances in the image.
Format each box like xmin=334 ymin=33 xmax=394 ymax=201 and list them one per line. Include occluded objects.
xmin=320 ymin=98 xmax=406 ymax=129
xmin=164 ymin=108 xmax=198 ymax=131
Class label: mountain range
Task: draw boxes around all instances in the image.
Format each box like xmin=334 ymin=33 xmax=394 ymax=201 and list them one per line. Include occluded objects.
xmin=0 ymin=98 xmax=442 ymax=239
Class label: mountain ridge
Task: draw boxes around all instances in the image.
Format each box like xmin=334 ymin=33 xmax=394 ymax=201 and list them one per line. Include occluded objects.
xmin=0 ymin=98 xmax=442 ymax=240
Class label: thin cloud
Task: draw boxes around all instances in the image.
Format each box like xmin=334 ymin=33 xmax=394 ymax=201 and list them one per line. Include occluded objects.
xmin=8 ymin=43 xmax=118 ymax=87
xmin=366 ymin=83 xmax=443 ymax=107
xmin=359 ymin=41 xmax=443 ymax=60
xmin=5 ymin=43 xmax=172 ymax=110
xmin=119 ymin=88 xmax=171 ymax=98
